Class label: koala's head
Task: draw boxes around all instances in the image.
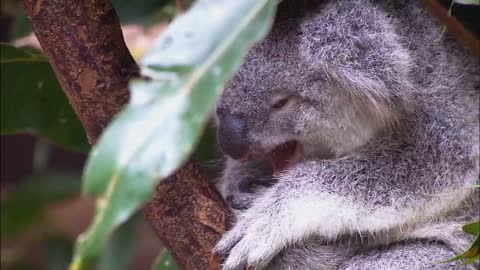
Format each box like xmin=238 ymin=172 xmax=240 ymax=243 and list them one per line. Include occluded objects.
xmin=216 ymin=2 xmax=411 ymax=170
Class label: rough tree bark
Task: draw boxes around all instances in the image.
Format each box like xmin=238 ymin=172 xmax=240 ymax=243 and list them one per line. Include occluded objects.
xmin=144 ymin=162 xmax=229 ymax=269
xmin=22 ymin=0 xmax=230 ymax=269
xmin=23 ymin=0 xmax=137 ymax=144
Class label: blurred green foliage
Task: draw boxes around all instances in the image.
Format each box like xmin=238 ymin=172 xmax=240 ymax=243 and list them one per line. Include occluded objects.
xmin=0 ymin=44 xmax=90 ymax=153
xmin=8 ymin=0 xmax=193 ymax=39
xmin=1 ymin=173 xmax=80 ymax=239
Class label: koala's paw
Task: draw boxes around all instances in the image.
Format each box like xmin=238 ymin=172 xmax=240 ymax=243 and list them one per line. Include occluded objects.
xmin=214 ymin=202 xmax=287 ymax=270
xmin=225 ymin=192 xmax=256 ymax=211
xmin=224 ymin=178 xmax=275 ymax=211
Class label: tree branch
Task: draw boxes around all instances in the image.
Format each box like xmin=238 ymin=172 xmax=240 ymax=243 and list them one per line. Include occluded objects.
xmin=22 ymin=1 xmax=230 ymax=269
xmin=421 ymin=0 xmax=480 ymax=56
xmin=144 ymin=161 xmax=229 ymax=270
xmin=23 ymin=0 xmax=138 ymax=144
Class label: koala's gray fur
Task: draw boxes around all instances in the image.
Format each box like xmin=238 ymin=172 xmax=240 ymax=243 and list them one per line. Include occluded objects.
xmin=214 ymin=0 xmax=480 ymax=269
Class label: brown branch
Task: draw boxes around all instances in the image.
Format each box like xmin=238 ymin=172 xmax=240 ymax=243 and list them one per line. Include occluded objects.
xmin=144 ymin=161 xmax=229 ymax=269
xmin=23 ymin=0 xmax=137 ymax=144
xmin=421 ymin=0 xmax=480 ymax=56
xmin=22 ymin=0 xmax=230 ymax=269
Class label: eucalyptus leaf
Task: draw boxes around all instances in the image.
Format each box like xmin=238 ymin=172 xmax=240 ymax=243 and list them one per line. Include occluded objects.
xmin=463 ymin=221 xmax=480 ymax=236
xmin=0 ymin=44 xmax=90 ymax=153
xmin=441 ymin=233 xmax=479 ymax=265
xmin=71 ymin=0 xmax=276 ymax=268
xmin=459 ymin=254 xmax=479 ymax=265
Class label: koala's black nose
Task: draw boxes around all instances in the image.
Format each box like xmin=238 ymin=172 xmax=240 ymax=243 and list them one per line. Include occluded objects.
xmin=217 ymin=112 xmax=249 ymax=160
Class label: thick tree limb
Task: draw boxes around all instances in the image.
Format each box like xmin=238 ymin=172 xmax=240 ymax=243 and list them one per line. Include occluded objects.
xmin=144 ymin=161 xmax=229 ymax=270
xmin=421 ymin=0 xmax=480 ymax=56
xmin=23 ymin=0 xmax=138 ymax=144
xmin=22 ymin=0 xmax=229 ymax=269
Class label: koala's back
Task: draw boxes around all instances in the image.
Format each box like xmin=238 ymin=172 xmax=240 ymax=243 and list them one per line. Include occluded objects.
xmin=380 ymin=0 xmax=479 ymax=115
xmin=303 ymin=0 xmax=479 ymax=238
xmin=282 ymin=0 xmax=480 ymax=160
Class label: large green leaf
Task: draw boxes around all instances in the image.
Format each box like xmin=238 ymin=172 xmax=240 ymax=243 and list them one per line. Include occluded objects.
xmin=0 ymin=44 xmax=90 ymax=153
xmin=1 ymin=173 xmax=80 ymax=239
xmin=70 ymin=0 xmax=276 ymax=268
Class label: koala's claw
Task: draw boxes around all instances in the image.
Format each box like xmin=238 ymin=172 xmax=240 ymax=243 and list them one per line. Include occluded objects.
xmin=214 ymin=205 xmax=285 ymax=270
xmin=213 ymin=225 xmax=243 ymax=255
xmin=225 ymin=195 xmax=250 ymax=210
xmin=224 ymin=181 xmax=273 ymax=211
xmin=214 ymin=228 xmax=246 ymax=270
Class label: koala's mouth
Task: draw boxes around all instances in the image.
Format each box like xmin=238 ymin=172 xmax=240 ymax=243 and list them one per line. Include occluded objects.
xmin=268 ymin=141 xmax=302 ymax=176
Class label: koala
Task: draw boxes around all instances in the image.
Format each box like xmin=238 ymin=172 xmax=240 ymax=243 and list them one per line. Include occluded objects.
xmin=214 ymin=0 xmax=479 ymax=270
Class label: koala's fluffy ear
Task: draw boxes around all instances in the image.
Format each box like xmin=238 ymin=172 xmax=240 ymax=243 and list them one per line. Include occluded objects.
xmin=328 ymin=68 xmax=401 ymax=129
xmin=297 ymin=1 xmax=415 ymax=127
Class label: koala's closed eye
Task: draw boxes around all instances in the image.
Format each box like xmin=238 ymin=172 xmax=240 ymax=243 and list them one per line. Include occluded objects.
xmin=270 ymin=95 xmax=296 ymax=111
xmin=272 ymin=98 xmax=289 ymax=109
